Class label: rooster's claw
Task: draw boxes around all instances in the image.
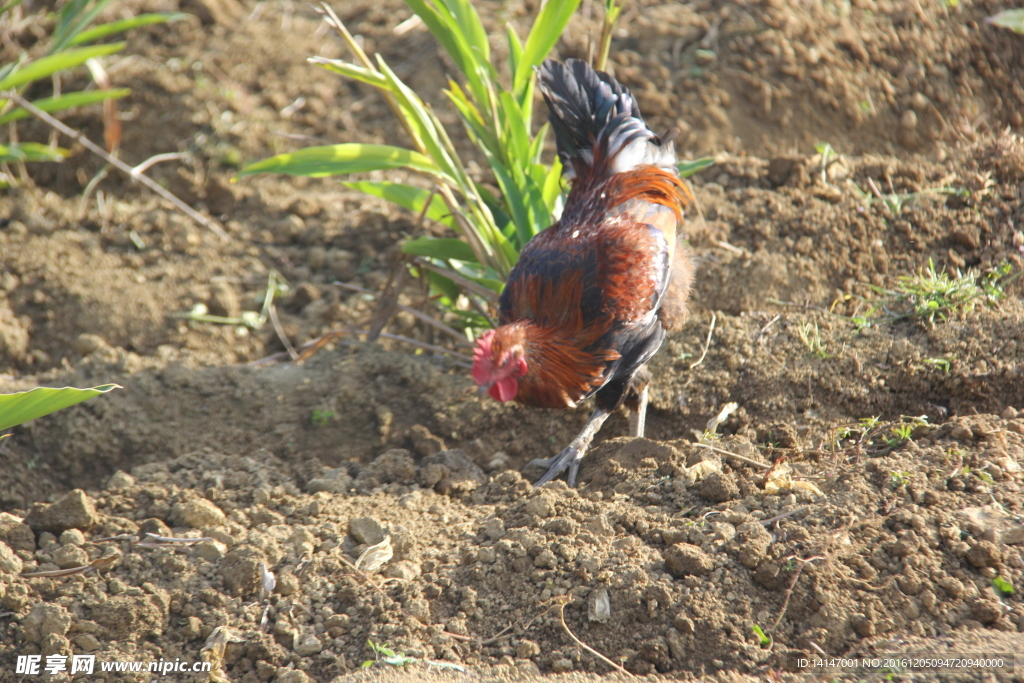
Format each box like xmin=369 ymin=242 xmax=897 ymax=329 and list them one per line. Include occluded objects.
xmin=529 ymin=447 xmax=584 ymax=487
xmin=528 ymin=407 xmax=611 ymax=487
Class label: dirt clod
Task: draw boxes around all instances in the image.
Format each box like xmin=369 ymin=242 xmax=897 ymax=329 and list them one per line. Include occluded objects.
xmin=699 ymin=472 xmax=740 ymax=502
xmin=0 ymin=513 xmax=35 ymax=552
xmin=220 ymin=546 xmax=267 ymax=597
xmin=22 ymin=603 xmax=72 ymax=643
xmin=965 ymin=540 xmax=1003 ymax=568
xmin=348 ymin=516 xmax=386 ymax=545
xmin=663 ymin=543 xmax=715 ymax=577
xmin=172 ymin=497 xmax=228 ymax=529
xmin=0 ymin=541 xmax=23 ymax=575
xmin=24 ymin=489 xmax=100 ymax=534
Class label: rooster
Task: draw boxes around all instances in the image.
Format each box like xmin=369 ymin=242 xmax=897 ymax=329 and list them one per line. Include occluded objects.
xmin=472 ymin=58 xmax=695 ymax=486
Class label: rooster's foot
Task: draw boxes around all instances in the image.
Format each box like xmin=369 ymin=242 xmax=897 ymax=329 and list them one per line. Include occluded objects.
xmin=528 ymin=407 xmax=610 ymax=487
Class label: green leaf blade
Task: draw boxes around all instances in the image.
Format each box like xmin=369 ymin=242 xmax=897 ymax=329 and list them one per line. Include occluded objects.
xmin=515 ymin=0 xmax=582 ymax=93
xmin=677 ymin=157 xmax=715 ymax=179
xmin=0 ymin=42 xmax=126 ymax=91
xmin=343 ymin=180 xmax=453 ymax=227
xmin=0 ymin=88 xmax=130 ymax=126
xmin=402 ymin=236 xmax=478 ymax=262
xmin=236 ymin=144 xmax=440 ymax=179
xmin=310 ymin=58 xmax=388 ymax=88
xmin=0 ymin=385 xmax=121 ymax=432
xmin=69 ymin=12 xmax=187 ymax=45
xmin=0 ymin=142 xmax=70 ymax=162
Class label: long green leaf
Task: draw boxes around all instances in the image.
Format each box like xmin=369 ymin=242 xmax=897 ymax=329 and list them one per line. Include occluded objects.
xmin=527 ymin=122 xmax=549 ymax=165
xmin=0 ymin=0 xmax=26 ymax=14
xmin=235 ymin=143 xmax=440 ymax=179
xmin=310 ymin=58 xmax=388 ymax=88
xmin=485 ymin=152 xmax=531 ymax=246
xmin=402 ymin=236 xmax=478 ymax=262
xmin=0 ymin=88 xmax=130 ymax=126
xmin=0 ymin=42 xmax=125 ymax=91
xmin=70 ymin=13 xmax=187 ymax=45
xmin=445 ymin=81 xmax=498 ymax=156
xmin=0 ymin=142 xmax=70 ymax=162
xmin=678 ymin=156 xmax=715 ymax=179
xmin=444 ymin=0 xmax=490 ymax=65
xmin=51 ymin=0 xmax=115 ymax=53
xmin=506 ymin=24 xmax=524 ymax=84
xmin=0 ymin=384 xmax=120 ymax=432
xmin=375 ymin=58 xmax=458 ymax=182
xmin=541 ymin=155 xmax=564 ymax=209
xmin=515 ymin=0 xmax=581 ymax=94
xmin=403 ymin=0 xmax=491 ymax=108
xmin=497 ymin=90 xmax=530 ymax=166
xmin=343 ymin=180 xmax=453 ymax=227
xmin=423 ymin=269 xmax=460 ymax=301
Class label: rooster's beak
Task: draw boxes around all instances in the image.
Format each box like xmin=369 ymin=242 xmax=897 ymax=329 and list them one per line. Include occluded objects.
xmin=476 ymin=382 xmax=493 ymax=398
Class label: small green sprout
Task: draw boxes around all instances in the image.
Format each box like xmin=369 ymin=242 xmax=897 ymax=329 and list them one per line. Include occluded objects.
xmin=889 ymin=471 xmax=913 ymax=488
xmin=362 ymin=640 xmax=465 ymax=672
xmin=888 ymin=423 xmax=914 ymax=444
xmin=797 ymin=320 xmax=830 ymax=358
xmin=311 ymin=410 xmax=334 ymax=426
xmin=852 ymin=259 xmax=1021 ymax=327
xmin=751 ymin=623 xmax=772 ymax=648
xmin=993 ymin=576 xmax=1014 ymax=597
xmin=920 ymin=357 xmax=951 ymax=372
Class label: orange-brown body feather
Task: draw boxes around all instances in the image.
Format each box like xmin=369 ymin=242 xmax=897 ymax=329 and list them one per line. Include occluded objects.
xmin=493 ymin=164 xmax=692 ymax=410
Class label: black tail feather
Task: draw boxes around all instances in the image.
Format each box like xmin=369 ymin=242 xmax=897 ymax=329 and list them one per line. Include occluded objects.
xmin=538 ymin=59 xmax=644 ymax=165
xmin=539 ymin=58 xmax=677 ymax=178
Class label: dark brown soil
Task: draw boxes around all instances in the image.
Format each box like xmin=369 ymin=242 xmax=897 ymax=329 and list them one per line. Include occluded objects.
xmin=2 ymin=0 xmax=1024 ymax=681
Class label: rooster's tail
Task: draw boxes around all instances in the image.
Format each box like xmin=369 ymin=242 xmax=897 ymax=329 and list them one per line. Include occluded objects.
xmin=538 ymin=58 xmax=677 ymax=180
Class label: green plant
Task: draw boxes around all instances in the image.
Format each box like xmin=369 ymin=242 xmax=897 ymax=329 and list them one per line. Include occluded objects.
xmin=919 ymin=357 xmax=952 ymax=372
xmin=889 ymin=470 xmax=913 ymax=488
xmin=886 ymin=423 xmax=914 ymax=446
xmin=311 ymin=410 xmax=334 ymax=426
xmin=797 ymin=320 xmax=829 ymax=358
xmin=0 ymin=384 xmax=120 ymax=436
xmin=850 ymin=181 xmax=968 ymax=215
xmin=993 ymin=575 xmax=1014 ymax=597
xmin=175 ymin=271 xmax=288 ymax=330
xmin=594 ymin=0 xmax=623 ymax=72
xmin=238 ymin=0 xmax=713 ymax=336
xmin=751 ymin=623 xmax=772 ymax=648
xmin=823 ymin=415 xmax=929 ymax=458
xmin=0 ymin=0 xmax=184 ymax=175
xmin=362 ymin=640 xmax=464 ymax=671
xmin=847 ymin=259 xmax=1020 ymax=327
xmin=814 ymin=142 xmax=838 ymax=184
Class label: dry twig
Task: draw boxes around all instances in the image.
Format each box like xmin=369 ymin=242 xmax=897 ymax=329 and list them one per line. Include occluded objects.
xmin=694 ymin=442 xmax=771 ymax=470
xmin=268 ymin=304 xmax=299 ymax=361
xmin=769 ymin=556 xmax=825 ymax=631
xmin=554 ymin=597 xmax=634 ymax=676
xmin=689 ymin=311 xmax=717 ymax=370
xmin=21 ymin=552 xmax=120 ymax=578
xmin=2 ymin=91 xmax=229 ymax=240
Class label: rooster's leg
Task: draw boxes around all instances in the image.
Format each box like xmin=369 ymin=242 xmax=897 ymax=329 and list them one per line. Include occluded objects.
xmin=529 ymin=407 xmax=611 ymax=487
xmin=629 ymin=384 xmax=649 ymax=438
